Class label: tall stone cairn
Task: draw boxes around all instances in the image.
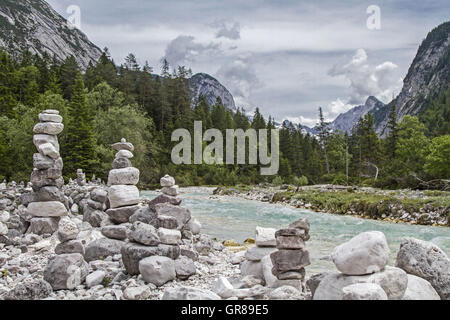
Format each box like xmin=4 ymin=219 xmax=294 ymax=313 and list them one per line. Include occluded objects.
xmin=26 ymin=109 xmax=68 ymax=234
xmin=106 ymin=138 xmax=140 ymax=215
xmin=270 ymin=218 xmax=311 ymax=287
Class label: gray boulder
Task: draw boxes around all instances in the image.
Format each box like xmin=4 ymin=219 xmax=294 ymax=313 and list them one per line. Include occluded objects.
xmin=129 ymin=206 xmax=157 ymax=225
xmin=5 ymin=279 xmax=53 ymax=300
xmin=28 ymin=217 xmax=59 ymax=235
xmin=106 ymin=205 xmax=141 ymax=224
xmin=402 ymin=274 xmax=440 ymax=300
xmin=84 ymin=238 xmax=125 ymax=262
xmin=148 ymin=194 xmax=182 ymax=209
xmin=128 ymin=221 xmax=160 ymax=246
xmin=396 ymin=237 xmax=449 ymax=300
xmin=331 ymin=231 xmax=390 ymax=275
xmin=101 ymin=225 xmax=128 ymax=240
xmin=175 ymin=256 xmax=196 ymax=280
xmin=268 ymin=285 xmax=304 ymax=300
xmin=43 ymin=253 xmax=89 ymax=290
xmin=55 ymin=239 xmax=85 ymax=255
xmin=245 ymin=246 xmax=277 ymax=262
xmin=153 ymin=203 xmax=191 ymax=230
xmin=139 ymin=256 xmax=176 ymax=286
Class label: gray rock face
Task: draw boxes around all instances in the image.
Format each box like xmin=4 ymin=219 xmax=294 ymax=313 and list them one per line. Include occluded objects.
xmin=33 ymin=153 xmax=55 ymax=170
xmin=106 ymin=205 xmax=141 ymax=224
xmin=162 ymin=285 xmax=221 ymax=300
xmin=0 ymin=0 xmax=102 ymax=70
xmin=121 ymin=243 xmax=180 ymax=275
xmin=157 ymin=215 xmax=178 ymax=229
xmin=342 ymin=283 xmax=388 ymax=300
xmin=108 ymin=185 xmax=140 ymax=209
xmin=175 ymin=256 xmax=197 ymax=280
xmin=128 ymin=221 xmax=160 ymax=246
xmin=39 ymin=113 xmax=62 ymax=123
xmin=107 ymin=167 xmax=140 ymax=186
xmin=34 ymin=186 xmax=65 ymax=203
xmin=38 ymin=142 xmax=59 ymax=159
xmin=5 ymin=279 xmax=53 ymax=300
xmin=396 ymin=237 xmax=450 ymax=300
xmin=101 ymin=225 xmax=128 ymax=240
xmin=189 ymin=73 xmax=237 ymax=112
xmin=84 ymin=238 xmax=125 ymax=262
xmin=331 ymin=231 xmax=390 ymax=275
xmin=44 ymin=253 xmax=89 ymax=290
xmin=402 ymin=274 xmax=441 ymax=300
xmin=139 ymin=256 xmax=176 ymax=286
xmin=153 ymin=203 xmax=191 ymax=230
xmin=28 ymin=217 xmax=59 ymax=235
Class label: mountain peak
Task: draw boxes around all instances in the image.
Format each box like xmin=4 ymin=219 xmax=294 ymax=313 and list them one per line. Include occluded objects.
xmin=0 ymin=0 xmax=101 ymax=69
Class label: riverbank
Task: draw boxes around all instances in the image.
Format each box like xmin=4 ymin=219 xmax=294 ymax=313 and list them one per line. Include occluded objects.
xmin=213 ymin=184 xmax=449 ymax=227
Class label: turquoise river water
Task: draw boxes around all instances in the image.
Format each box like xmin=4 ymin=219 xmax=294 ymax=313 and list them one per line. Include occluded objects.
xmin=141 ymin=188 xmax=450 ymax=275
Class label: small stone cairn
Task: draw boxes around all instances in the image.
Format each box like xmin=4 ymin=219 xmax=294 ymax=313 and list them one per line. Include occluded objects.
xmin=119 ymin=174 xmax=198 ymax=287
xmin=26 ymin=109 xmax=68 ymax=235
xmin=76 ymin=169 xmax=86 ymax=186
xmin=270 ymin=218 xmax=311 ymax=286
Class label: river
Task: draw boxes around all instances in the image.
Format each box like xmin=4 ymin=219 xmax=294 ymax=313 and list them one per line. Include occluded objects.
xmin=141 ymin=187 xmax=450 ymax=275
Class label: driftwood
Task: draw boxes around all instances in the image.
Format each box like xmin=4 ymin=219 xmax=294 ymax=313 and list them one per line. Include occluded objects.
xmin=410 ymin=173 xmax=450 ymax=191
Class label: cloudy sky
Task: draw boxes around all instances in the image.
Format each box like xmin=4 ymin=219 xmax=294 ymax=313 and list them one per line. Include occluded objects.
xmin=47 ymin=0 xmax=449 ymax=127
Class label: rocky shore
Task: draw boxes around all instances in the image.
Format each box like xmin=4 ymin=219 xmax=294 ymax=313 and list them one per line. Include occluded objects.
xmin=213 ymin=184 xmax=449 ymax=226
xmin=0 ymin=111 xmax=448 ymax=300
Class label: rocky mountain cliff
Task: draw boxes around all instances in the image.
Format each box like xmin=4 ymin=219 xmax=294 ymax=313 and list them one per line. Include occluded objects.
xmin=189 ymin=73 xmax=237 ymax=111
xmin=373 ymin=21 xmax=450 ymax=137
xmin=0 ymin=0 xmax=101 ymax=69
xmin=331 ymin=96 xmax=385 ymax=133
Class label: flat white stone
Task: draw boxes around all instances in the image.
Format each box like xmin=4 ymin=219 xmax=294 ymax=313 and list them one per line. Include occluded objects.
xmin=33 ymin=134 xmax=59 ymax=152
xmin=27 ymin=201 xmax=68 ymax=217
xmin=115 ymin=150 xmax=133 ymax=159
xmin=33 ymin=122 xmax=64 ymax=135
xmin=160 ymin=175 xmax=175 ymax=187
xmin=162 ymin=185 xmax=179 ymax=196
xmin=107 ymin=167 xmax=140 ymax=186
xmin=108 ymin=185 xmax=140 ymax=209
xmin=157 ymin=228 xmax=181 ymax=245
xmin=39 ymin=113 xmax=63 ymax=123
xmin=255 ymin=226 xmax=276 ymax=247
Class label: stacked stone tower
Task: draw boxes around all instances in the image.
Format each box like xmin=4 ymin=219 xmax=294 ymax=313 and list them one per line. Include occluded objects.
xmin=107 ymin=138 xmax=140 ymax=210
xmin=27 ymin=109 xmax=68 ymax=233
xmin=270 ymin=218 xmax=311 ymax=287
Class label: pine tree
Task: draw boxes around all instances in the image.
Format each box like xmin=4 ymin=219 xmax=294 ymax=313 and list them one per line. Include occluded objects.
xmin=386 ymin=104 xmax=398 ymax=159
xmin=317 ymin=107 xmax=331 ymax=175
xmin=62 ymin=73 xmax=97 ymax=179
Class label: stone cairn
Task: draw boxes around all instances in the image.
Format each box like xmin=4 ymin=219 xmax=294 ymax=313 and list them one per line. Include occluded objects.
xmin=76 ymin=169 xmax=86 ymax=186
xmin=238 ymin=218 xmax=310 ymax=292
xmin=270 ymin=219 xmax=311 ymax=290
xmin=26 ymin=109 xmax=68 ymax=235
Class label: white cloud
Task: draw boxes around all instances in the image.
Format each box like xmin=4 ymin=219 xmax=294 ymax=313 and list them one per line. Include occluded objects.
xmin=328 ymin=48 xmax=402 ymax=104
xmin=215 ymin=54 xmax=262 ymax=109
xmin=327 ymin=98 xmax=354 ymax=117
xmin=164 ymin=35 xmax=221 ymax=67
xmin=210 ymin=20 xmax=241 ymax=40
xmin=284 ymin=116 xmax=317 ymax=128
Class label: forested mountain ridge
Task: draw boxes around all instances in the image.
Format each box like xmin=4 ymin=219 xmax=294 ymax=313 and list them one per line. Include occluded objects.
xmin=0 ymin=0 xmax=102 ymax=69
xmin=374 ymin=21 xmax=450 ymax=137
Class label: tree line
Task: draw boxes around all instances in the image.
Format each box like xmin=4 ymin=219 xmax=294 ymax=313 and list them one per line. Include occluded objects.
xmin=0 ymin=48 xmax=448 ymax=188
